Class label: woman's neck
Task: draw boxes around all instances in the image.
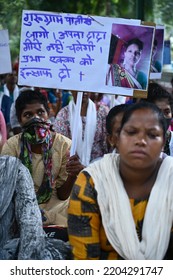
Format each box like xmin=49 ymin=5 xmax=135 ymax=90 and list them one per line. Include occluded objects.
xmin=119 ymin=159 xmax=162 ymax=200
xmin=124 ymin=64 xmax=136 ymax=77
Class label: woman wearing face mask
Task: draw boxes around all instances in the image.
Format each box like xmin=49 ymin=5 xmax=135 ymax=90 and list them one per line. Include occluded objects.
xmin=106 ymin=38 xmax=147 ymax=90
xmin=54 ymin=91 xmax=109 ymax=166
xmin=1 ymin=89 xmax=81 ymax=240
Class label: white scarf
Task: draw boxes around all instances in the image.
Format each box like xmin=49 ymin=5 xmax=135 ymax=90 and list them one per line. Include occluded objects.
xmin=85 ymin=153 xmax=173 ymax=259
xmin=69 ymin=99 xmax=97 ymax=166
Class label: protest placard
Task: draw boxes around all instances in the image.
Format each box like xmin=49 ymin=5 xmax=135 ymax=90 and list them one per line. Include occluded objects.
xmin=150 ymin=25 xmax=164 ymax=80
xmin=0 ymin=29 xmax=12 ymax=74
xmin=18 ymin=10 xmax=155 ymax=98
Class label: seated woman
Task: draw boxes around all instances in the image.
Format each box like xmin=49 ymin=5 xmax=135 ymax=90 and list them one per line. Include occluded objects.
xmin=0 ymin=156 xmax=71 ymax=260
xmin=54 ymin=91 xmax=109 ymax=166
xmin=106 ymin=38 xmax=147 ymax=90
xmin=68 ymin=102 xmax=173 ymax=259
xmin=1 ymin=90 xmax=81 ymax=241
xmin=106 ymin=103 xmax=130 ymax=152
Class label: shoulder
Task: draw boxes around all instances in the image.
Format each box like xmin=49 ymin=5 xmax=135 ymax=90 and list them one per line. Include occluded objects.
xmin=85 ymin=153 xmax=117 ymax=177
xmin=53 ymin=132 xmax=71 ymax=149
xmin=2 ymin=94 xmax=12 ymax=104
xmin=112 ymin=63 xmax=123 ymax=72
xmin=97 ymin=103 xmax=109 ymax=115
xmin=168 ymin=131 xmax=173 ymax=144
xmin=5 ymin=134 xmax=21 ymax=144
xmin=7 ymin=133 xmax=22 ymax=143
xmin=1 ymin=134 xmax=21 ymax=156
xmin=0 ymin=155 xmax=27 ymax=179
xmin=137 ymin=71 xmax=147 ymax=89
xmin=161 ymin=156 xmax=173 ymax=169
xmin=0 ymin=155 xmax=20 ymax=167
xmin=56 ymin=105 xmax=69 ymax=118
xmin=73 ymin=169 xmax=96 ymax=199
xmin=137 ymin=71 xmax=147 ymax=79
xmin=155 ymin=61 xmax=162 ymax=72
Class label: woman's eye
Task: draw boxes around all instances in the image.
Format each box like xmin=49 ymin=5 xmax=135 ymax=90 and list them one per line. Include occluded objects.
xmin=126 ymin=130 xmax=136 ymax=135
xmin=38 ymin=111 xmax=45 ymax=116
xmin=148 ymin=133 xmax=157 ymax=139
xmin=38 ymin=111 xmax=45 ymax=115
xmin=24 ymin=113 xmax=31 ymax=118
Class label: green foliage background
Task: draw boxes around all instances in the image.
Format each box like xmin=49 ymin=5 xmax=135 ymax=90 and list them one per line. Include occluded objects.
xmin=0 ymin=0 xmax=172 ymax=62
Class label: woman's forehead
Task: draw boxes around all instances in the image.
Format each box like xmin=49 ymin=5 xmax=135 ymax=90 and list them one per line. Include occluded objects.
xmin=124 ymin=108 xmax=160 ymax=125
xmin=127 ymin=43 xmax=139 ymax=50
xmin=22 ymin=103 xmax=45 ymax=111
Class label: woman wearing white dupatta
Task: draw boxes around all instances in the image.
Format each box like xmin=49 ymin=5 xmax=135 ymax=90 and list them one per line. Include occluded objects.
xmin=54 ymin=91 xmax=109 ymax=166
xmin=68 ymin=102 xmax=173 ymax=260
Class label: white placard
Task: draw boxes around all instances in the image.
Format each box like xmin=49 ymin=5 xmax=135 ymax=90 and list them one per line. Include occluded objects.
xmin=18 ymin=10 xmax=154 ymax=97
xmin=0 ymin=29 xmax=12 ymax=74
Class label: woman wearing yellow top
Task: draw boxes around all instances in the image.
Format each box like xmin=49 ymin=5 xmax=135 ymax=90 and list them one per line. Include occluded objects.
xmin=68 ymin=102 xmax=173 ymax=259
xmin=1 ymin=89 xmax=81 ymax=240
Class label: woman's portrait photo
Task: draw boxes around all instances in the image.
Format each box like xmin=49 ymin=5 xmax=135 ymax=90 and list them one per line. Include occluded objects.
xmin=106 ymin=23 xmax=154 ymax=90
xmin=150 ymin=27 xmax=164 ymax=75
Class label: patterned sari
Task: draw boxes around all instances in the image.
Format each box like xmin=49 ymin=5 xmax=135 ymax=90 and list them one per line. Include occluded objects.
xmin=107 ymin=64 xmax=146 ymax=90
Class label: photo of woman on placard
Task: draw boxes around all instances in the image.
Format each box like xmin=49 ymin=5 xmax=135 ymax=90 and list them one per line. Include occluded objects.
xmin=106 ymin=24 xmax=154 ymax=91
xmin=150 ymin=39 xmax=161 ymax=73
xmin=106 ymin=37 xmax=147 ymax=89
xmin=150 ymin=28 xmax=164 ymax=74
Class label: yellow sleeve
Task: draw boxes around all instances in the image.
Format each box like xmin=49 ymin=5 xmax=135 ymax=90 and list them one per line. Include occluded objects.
xmin=68 ymin=170 xmax=101 ymax=260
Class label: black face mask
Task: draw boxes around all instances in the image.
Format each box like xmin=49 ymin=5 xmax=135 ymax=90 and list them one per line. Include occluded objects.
xmin=165 ymin=118 xmax=172 ymax=131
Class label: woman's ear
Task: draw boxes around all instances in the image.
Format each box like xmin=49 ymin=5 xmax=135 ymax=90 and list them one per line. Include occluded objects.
xmin=107 ymin=134 xmax=113 ymax=146
xmin=107 ymin=134 xmax=118 ymax=150
xmin=115 ymin=135 xmax=120 ymax=150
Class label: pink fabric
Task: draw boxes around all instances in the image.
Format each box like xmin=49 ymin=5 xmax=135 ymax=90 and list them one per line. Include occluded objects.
xmin=0 ymin=110 xmax=7 ymax=145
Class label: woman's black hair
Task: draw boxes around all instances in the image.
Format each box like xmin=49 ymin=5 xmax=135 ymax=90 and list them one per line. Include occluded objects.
xmin=106 ymin=103 xmax=129 ymax=135
xmin=120 ymin=101 xmax=167 ymax=140
xmin=142 ymin=82 xmax=173 ymax=113
xmin=15 ymin=90 xmax=49 ymax=122
xmin=126 ymin=38 xmax=143 ymax=51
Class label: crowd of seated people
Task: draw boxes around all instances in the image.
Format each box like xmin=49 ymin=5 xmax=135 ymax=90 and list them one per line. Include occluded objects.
xmin=1 ymin=66 xmax=173 ymax=260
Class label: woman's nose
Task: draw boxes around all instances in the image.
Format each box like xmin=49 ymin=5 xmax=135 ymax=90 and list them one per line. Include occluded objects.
xmin=132 ymin=53 xmax=136 ymax=59
xmin=33 ymin=114 xmax=40 ymax=119
xmin=135 ymin=135 xmax=147 ymax=146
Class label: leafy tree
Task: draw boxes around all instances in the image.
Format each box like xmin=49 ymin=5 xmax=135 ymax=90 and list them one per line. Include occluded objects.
xmin=0 ymin=0 xmax=28 ymax=60
xmin=0 ymin=0 xmax=172 ymax=62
